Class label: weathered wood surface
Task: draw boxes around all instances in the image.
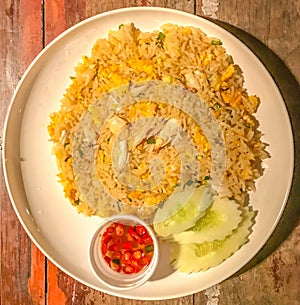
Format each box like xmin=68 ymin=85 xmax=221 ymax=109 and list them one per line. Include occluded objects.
xmin=0 ymin=0 xmax=299 ymax=304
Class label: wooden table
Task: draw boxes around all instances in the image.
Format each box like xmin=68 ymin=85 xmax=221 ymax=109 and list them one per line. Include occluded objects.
xmin=1 ymin=1 xmax=300 ymax=304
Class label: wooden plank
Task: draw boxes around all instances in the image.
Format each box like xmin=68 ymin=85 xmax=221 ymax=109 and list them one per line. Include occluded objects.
xmin=216 ymin=230 xmax=300 ymax=305
xmin=47 ymin=264 xmax=93 ymax=305
xmin=267 ymin=0 xmax=300 ymax=83
xmin=19 ymin=0 xmax=44 ymax=74
xmin=44 ymin=0 xmax=67 ymax=45
xmin=0 ymin=0 xmax=45 ymax=305
xmin=28 ymin=247 xmax=46 ymax=305
xmin=148 ymin=0 xmax=195 ymax=12
xmin=47 ymin=262 xmax=68 ymax=305
xmin=0 ymin=192 xmax=32 ymax=305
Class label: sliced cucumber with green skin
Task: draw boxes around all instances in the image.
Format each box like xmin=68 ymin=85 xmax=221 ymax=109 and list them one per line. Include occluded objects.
xmin=173 ymin=197 xmax=242 ymax=244
xmin=171 ymin=208 xmax=255 ymax=273
xmin=153 ymin=185 xmax=214 ymax=237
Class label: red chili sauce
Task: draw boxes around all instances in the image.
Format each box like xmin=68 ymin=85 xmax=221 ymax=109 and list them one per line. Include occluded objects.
xmin=100 ymin=222 xmax=154 ymax=274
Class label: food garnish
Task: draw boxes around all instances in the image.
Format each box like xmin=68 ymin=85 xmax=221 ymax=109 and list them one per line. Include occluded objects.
xmin=100 ymin=222 xmax=154 ymax=274
xmin=153 ymin=186 xmax=256 ymax=273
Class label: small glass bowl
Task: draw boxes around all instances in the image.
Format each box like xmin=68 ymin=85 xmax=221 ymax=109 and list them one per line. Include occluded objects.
xmin=88 ymin=214 xmax=159 ymax=290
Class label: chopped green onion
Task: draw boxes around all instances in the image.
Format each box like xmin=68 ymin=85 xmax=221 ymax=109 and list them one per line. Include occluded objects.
xmin=204 ymin=175 xmax=210 ymax=180
xmin=112 ymin=258 xmax=120 ymax=264
xmin=158 ymin=32 xmax=165 ymax=40
xmin=147 ymin=138 xmax=156 ymax=144
xmin=118 ymin=24 xmax=124 ymax=30
xmin=185 ymin=179 xmax=193 ymax=186
xmin=211 ymin=39 xmax=222 ymax=45
xmin=227 ymin=55 xmax=233 ymax=64
xmin=69 ymin=76 xmax=76 ymax=80
xmin=245 ymin=123 xmax=251 ymax=128
xmin=78 ymin=148 xmax=84 ymax=157
xmin=145 ymin=245 xmax=154 ymax=253
xmin=156 ymin=32 xmax=165 ymax=48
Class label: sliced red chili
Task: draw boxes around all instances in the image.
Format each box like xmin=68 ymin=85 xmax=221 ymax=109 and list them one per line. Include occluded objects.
xmin=101 ymin=243 xmax=107 ymax=255
xmin=114 ymin=223 xmax=125 ymax=236
xmin=123 ymin=265 xmax=135 ymax=274
xmin=122 ymin=241 xmax=133 ymax=250
xmin=130 ymin=259 xmax=142 ymax=273
xmin=133 ymin=249 xmax=142 ymax=260
xmin=121 ymin=251 xmax=132 ymax=264
xmin=104 ymin=256 xmax=111 ymax=265
xmin=128 ymin=227 xmax=141 ymax=242
xmin=102 ymin=231 xmax=112 ymax=243
xmin=139 ymin=257 xmax=151 ymax=267
xmin=111 ymin=251 xmax=121 ymax=260
xmin=106 ymin=226 xmax=114 ymax=233
xmin=135 ymin=225 xmax=147 ymax=236
xmin=108 ymin=244 xmax=119 ymax=252
xmin=141 ymin=234 xmax=153 ymax=245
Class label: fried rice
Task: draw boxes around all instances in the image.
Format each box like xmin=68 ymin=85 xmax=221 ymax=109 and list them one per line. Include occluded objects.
xmin=48 ymin=23 xmax=268 ymax=218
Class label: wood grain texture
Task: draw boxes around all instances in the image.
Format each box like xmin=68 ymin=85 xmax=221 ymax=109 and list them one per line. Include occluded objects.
xmin=215 ymin=0 xmax=300 ymax=84
xmin=27 ymin=247 xmax=45 ymax=305
xmin=1 ymin=0 xmax=300 ymax=304
xmin=44 ymin=0 xmax=67 ymax=45
xmin=0 ymin=1 xmax=45 ymax=305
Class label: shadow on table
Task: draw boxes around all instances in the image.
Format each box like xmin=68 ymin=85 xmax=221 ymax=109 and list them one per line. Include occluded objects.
xmin=208 ymin=18 xmax=300 ymax=274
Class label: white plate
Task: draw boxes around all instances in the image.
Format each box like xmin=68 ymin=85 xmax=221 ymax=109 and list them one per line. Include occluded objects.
xmin=2 ymin=7 xmax=294 ymax=300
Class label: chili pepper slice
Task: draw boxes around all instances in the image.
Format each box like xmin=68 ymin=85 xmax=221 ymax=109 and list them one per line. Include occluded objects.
xmin=133 ymin=250 xmax=142 ymax=260
xmin=135 ymin=225 xmax=147 ymax=236
xmin=122 ymin=241 xmax=133 ymax=250
xmin=104 ymin=256 xmax=111 ymax=265
xmin=123 ymin=265 xmax=135 ymax=274
xmin=108 ymin=244 xmax=119 ymax=252
xmin=111 ymin=251 xmax=121 ymax=260
xmin=128 ymin=226 xmax=141 ymax=242
xmin=141 ymin=234 xmax=153 ymax=245
xmin=130 ymin=259 xmax=142 ymax=273
xmin=102 ymin=231 xmax=112 ymax=243
xmin=101 ymin=243 xmax=107 ymax=255
xmin=121 ymin=251 xmax=132 ymax=264
xmin=114 ymin=223 xmax=125 ymax=236
xmin=106 ymin=226 xmax=114 ymax=233
xmin=139 ymin=257 xmax=151 ymax=267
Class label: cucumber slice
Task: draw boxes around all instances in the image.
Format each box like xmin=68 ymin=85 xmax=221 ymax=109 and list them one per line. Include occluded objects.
xmin=171 ymin=208 xmax=255 ymax=273
xmin=173 ymin=197 xmax=242 ymax=243
xmin=153 ymin=185 xmax=214 ymax=237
